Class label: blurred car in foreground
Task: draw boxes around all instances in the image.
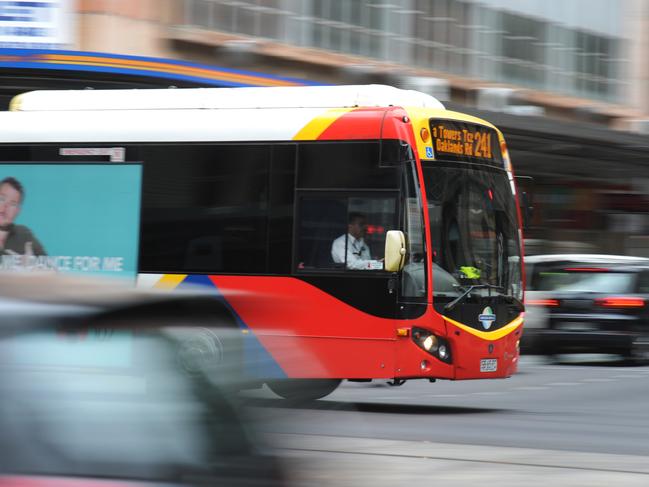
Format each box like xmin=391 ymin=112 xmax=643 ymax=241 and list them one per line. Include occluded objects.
xmin=0 ymin=273 xmax=285 ymax=487
xmin=523 ymin=254 xmax=649 ymax=362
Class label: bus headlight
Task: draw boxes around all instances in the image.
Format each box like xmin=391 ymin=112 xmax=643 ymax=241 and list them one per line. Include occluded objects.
xmin=422 ymin=335 xmax=437 ymax=352
xmin=412 ymin=327 xmax=452 ymax=363
xmin=438 ymin=344 xmax=449 ymax=361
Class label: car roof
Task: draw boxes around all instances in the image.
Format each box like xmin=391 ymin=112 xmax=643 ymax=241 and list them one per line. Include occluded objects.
xmin=0 ymin=273 xmax=193 ymax=304
xmin=525 ymin=254 xmax=649 ymax=264
xmin=525 ymin=255 xmax=649 ymax=287
xmin=0 ymin=273 xmax=223 ymax=335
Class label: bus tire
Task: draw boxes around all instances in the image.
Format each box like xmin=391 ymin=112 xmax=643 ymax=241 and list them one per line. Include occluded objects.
xmin=266 ymin=379 xmax=341 ymax=401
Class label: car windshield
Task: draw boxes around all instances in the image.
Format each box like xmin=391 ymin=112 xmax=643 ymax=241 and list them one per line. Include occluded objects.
xmin=0 ymin=328 xmax=251 ymax=481
xmin=535 ymin=271 xmax=636 ymax=293
xmin=423 ymin=162 xmax=522 ymax=300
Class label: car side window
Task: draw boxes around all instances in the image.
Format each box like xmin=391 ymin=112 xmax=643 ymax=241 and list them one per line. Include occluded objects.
xmin=525 ymin=263 xmax=535 ymax=290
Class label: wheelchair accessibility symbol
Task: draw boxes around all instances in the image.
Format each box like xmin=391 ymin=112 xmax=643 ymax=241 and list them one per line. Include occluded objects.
xmin=425 ymin=146 xmax=434 ymax=158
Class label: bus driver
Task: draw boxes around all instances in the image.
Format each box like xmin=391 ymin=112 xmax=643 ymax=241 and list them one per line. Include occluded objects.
xmin=331 ymin=212 xmax=383 ymax=270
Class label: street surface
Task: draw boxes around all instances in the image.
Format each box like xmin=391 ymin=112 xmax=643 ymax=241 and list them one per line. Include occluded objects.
xmin=245 ymin=355 xmax=649 ymax=486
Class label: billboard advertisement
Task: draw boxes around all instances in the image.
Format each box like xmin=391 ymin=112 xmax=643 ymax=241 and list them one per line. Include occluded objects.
xmin=0 ymin=0 xmax=73 ymax=49
xmin=0 ymin=163 xmax=142 ymax=280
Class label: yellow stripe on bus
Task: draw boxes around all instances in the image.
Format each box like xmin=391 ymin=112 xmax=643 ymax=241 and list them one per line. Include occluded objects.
xmin=442 ymin=314 xmax=523 ymax=341
xmin=153 ymin=274 xmax=187 ymax=290
xmin=292 ymin=108 xmax=354 ymax=140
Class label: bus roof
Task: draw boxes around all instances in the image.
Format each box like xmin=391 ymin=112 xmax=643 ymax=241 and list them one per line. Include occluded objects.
xmin=9 ymin=84 xmax=445 ymax=112
xmin=0 ymin=107 xmax=391 ymax=143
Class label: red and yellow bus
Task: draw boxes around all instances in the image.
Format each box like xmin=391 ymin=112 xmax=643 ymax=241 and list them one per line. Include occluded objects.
xmin=3 ymin=85 xmax=524 ymax=400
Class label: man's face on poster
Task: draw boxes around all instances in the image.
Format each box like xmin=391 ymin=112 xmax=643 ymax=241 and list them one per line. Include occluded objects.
xmin=0 ymin=183 xmax=21 ymax=227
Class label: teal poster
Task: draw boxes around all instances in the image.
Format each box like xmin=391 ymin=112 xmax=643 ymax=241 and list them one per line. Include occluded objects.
xmin=0 ymin=163 xmax=142 ymax=280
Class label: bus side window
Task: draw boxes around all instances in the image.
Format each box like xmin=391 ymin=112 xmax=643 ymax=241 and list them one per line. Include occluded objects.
xmin=183 ymin=236 xmax=222 ymax=270
xmin=295 ymin=196 xmax=347 ymax=270
xmin=139 ymin=143 xmax=270 ymax=274
xmin=295 ymin=195 xmax=396 ymax=272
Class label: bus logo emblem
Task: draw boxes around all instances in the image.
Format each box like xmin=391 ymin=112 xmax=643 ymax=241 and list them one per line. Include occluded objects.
xmin=479 ymin=306 xmax=496 ymax=330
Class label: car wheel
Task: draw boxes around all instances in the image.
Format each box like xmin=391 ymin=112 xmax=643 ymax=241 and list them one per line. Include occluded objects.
xmin=267 ymin=379 xmax=342 ymax=401
xmin=625 ymin=336 xmax=649 ymax=365
xmin=543 ymin=352 xmax=563 ymax=365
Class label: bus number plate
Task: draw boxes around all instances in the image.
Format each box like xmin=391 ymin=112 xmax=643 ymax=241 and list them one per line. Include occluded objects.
xmin=480 ymin=358 xmax=498 ymax=372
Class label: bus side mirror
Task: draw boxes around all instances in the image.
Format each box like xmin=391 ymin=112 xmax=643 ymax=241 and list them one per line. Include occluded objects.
xmin=515 ymin=175 xmax=534 ymax=231
xmin=384 ymin=230 xmax=407 ymax=272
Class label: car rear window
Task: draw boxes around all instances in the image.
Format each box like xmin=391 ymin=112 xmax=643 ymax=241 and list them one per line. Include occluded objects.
xmin=533 ymin=270 xmax=635 ymax=293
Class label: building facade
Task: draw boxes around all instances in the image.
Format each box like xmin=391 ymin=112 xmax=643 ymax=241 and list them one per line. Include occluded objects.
xmin=75 ymin=0 xmax=649 ymax=128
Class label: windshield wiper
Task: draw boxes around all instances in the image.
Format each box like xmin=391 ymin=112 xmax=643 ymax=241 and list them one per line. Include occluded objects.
xmin=499 ymin=293 xmax=525 ymax=312
xmin=444 ymin=284 xmax=503 ymax=312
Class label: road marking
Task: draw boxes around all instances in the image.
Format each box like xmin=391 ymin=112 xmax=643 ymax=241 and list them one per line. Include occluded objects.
xmin=581 ymin=378 xmax=615 ymax=382
xmin=269 ymin=433 xmax=649 ymax=475
xmin=546 ymin=382 xmax=581 ymax=386
xmin=513 ymin=386 xmax=549 ymax=391
xmin=369 ymin=396 xmax=413 ymax=401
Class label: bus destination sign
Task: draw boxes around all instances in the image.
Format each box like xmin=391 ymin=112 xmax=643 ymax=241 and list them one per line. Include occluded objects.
xmin=429 ymin=120 xmax=502 ymax=165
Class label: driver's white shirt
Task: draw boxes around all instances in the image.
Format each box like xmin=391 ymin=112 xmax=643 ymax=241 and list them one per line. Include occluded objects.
xmin=331 ymin=233 xmax=375 ymax=270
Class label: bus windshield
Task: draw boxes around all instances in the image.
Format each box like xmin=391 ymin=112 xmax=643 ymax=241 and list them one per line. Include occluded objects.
xmin=423 ymin=162 xmax=522 ymax=301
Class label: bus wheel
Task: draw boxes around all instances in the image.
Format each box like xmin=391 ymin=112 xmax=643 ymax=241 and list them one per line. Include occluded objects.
xmin=176 ymin=327 xmax=224 ymax=374
xmin=266 ymin=379 xmax=341 ymax=401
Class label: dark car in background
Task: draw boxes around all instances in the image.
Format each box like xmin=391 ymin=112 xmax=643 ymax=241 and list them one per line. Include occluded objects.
xmin=0 ymin=273 xmax=286 ymax=487
xmin=523 ymin=254 xmax=649 ymax=362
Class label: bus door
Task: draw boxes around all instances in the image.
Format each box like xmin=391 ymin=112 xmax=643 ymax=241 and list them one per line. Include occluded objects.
xmin=394 ymin=160 xmax=439 ymax=374
xmin=294 ymin=191 xmax=401 ymax=377
xmin=292 ymin=140 xmax=406 ymax=377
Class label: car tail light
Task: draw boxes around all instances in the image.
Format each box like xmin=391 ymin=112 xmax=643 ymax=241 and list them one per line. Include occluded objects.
xmin=526 ymin=298 xmax=559 ymax=307
xmin=594 ymin=297 xmax=645 ymax=308
xmin=365 ymin=224 xmax=385 ymax=235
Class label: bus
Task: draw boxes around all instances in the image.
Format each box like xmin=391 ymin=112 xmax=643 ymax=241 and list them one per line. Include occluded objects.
xmin=0 ymin=84 xmax=525 ymax=400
